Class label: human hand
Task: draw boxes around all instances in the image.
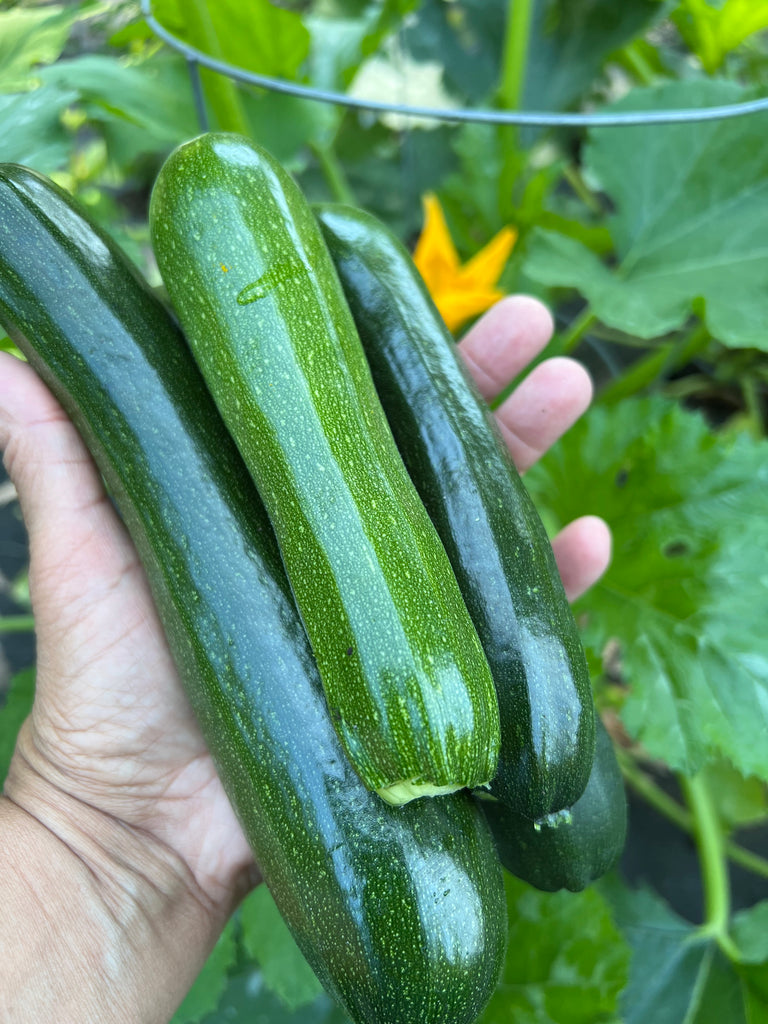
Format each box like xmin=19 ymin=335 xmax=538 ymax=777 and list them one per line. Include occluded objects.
xmin=459 ymin=295 xmax=610 ymax=601
xmin=0 ymin=292 xmax=608 ymax=1022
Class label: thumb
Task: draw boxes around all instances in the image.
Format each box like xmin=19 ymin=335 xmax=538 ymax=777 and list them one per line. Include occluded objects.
xmin=0 ymin=351 xmax=139 ymax=636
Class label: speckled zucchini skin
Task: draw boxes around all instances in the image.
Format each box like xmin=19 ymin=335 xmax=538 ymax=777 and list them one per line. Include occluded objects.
xmin=480 ymin=712 xmax=627 ymax=892
xmin=0 ymin=164 xmax=507 ymax=1024
xmin=149 ymin=133 xmax=500 ymax=804
xmin=317 ymin=203 xmax=595 ymax=822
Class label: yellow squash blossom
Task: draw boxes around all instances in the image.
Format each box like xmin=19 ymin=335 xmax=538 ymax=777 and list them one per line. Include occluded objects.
xmin=413 ymin=193 xmax=517 ymax=333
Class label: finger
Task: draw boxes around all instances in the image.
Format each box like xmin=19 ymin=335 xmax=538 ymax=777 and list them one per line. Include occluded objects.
xmin=459 ymin=295 xmax=554 ymax=402
xmin=494 ymin=357 xmax=593 ymax=473
xmin=0 ymin=352 xmax=139 ymax=620
xmin=551 ymin=516 xmax=611 ymax=603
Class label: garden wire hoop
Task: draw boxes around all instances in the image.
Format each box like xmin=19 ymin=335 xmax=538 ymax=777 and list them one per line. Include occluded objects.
xmin=140 ymin=0 xmax=768 ymax=130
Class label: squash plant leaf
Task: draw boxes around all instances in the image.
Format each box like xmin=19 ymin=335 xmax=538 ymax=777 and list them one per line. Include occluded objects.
xmin=305 ymin=0 xmax=419 ymax=94
xmin=240 ymin=884 xmax=324 ymax=1011
xmin=525 ymin=79 xmax=768 ymax=350
xmin=698 ymin=761 xmax=768 ymax=829
xmin=521 ymin=0 xmax=666 ymax=122
xmin=357 ymin=0 xmax=421 ymax=62
xmin=477 ymin=872 xmax=629 ymax=1024
xmin=0 ymin=4 xmax=78 ymax=91
xmin=305 ymin=10 xmax=379 ymax=93
xmin=400 ymin=0 xmax=663 ymax=113
xmin=152 ymin=0 xmax=310 ymax=79
xmin=195 ymin=967 xmax=348 ymax=1024
xmin=38 ymin=54 xmax=199 ymax=157
xmin=672 ymin=0 xmax=768 ymax=74
xmin=170 ymin=918 xmax=238 ymax=1024
xmin=0 ymin=667 xmax=34 ymax=789
xmin=600 ymin=878 xmax=768 ymax=1023
xmin=732 ymin=901 xmax=768 ymax=965
xmin=0 ymin=86 xmax=76 ymax=172
xmin=525 ymin=396 xmax=768 ymax=780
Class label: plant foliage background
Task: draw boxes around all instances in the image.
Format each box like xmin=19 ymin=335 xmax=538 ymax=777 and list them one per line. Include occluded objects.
xmin=1 ymin=1 xmax=767 ymax=1021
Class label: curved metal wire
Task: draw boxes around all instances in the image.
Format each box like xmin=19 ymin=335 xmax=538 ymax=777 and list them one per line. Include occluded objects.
xmin=141 ymin=0 xmax=768 ymax=128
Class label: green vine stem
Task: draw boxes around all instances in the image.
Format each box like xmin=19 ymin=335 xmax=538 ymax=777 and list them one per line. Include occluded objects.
xmin=499 ymin=0 xmax=535 ymax=113
xmin=618 ymin=750 xmax=692 ymax=830
xmin=309 ymin=142 xmax=355 ymax=206
xmin=185 ymin=0 xmax=250 ymax=135
xmin=557 ymin=306 xmax=597 ymax=355
xmin=619 ymin=751 xmax=768 ymax=882
xmin=496 ymin=0 xmax=535 ymax=219
xmin=680 ymin=773 xmax=742 ymax=960
xmin=617 ymin=41 xmax=657 ymax=87
xmin=741 ymin=373 xmax=765 ymax=438
xmin=0 ymin=615 xmax=35 ymax=634
xmin=562 ymin=163 xmax=603 ymax=216
xmin=599 ymin=322 xmax=712 ymax=404
xmin=728 ymin=841 xmax=768 ymax=881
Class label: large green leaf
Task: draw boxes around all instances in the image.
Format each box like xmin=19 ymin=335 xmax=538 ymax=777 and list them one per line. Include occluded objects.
xmin=733 ymin=901 xmax=768 ymax=964
xmin=0 ymin=668 xmax=34 ymax=789
xmin=152 ymin=0 xmax=310 ymax=79
xmin=477 ymin=873 xmax=629 ymax=1023
xmin=240 ymin=885 xmax=323 ymax=1011
xmin=699 ymin=762 xmax=768 ymax=829
xmin=305 ymin=10 xmax=381 ymax=92
xmin=0 ymin=86 xmax=75 ymax=172
xmin=197 ymin=967 xmax=348 ymax=1024
xmin=601 ymin=878 xmax=768 ymax=1023
xmin=38 ymin=54 xmax=198 ymax=155
xmin=400 ymin=0 xmax=663 ymax=111
xmin=522 ymin=0 xmax=666 ymax=118
xmin=673 ymin=0 xmax=768 ymax=74
xmin=399 ymin=0 xmax=501 ymax=104
xmin=525 ymin=79 xmax=768 ymax=349
xmin=39 ymin=50 xmax=337 ymax=173
xmin=0 ymin=5 xmax=76 ymax=91
xmin=306 ymin=0 xmax=419 ymax=90
xmin=244 ymin=91 xmax=339 ymax=169
xmin=171 ymin=919 xmax=238 ymax=1024
xmin=318 ymin=117 xmax=454 ymax=237
xmin=525 ymin=396 xmax=768 ymax=780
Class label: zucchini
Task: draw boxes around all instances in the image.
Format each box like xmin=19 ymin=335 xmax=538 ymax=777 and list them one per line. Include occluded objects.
xmin=479 ymin=712 xmax=627 ymax=892
xmin=316 ymin=203 xmax=595 ymax=822
xmin=0 ymin=164 xmax=507 ymax=1024
xmin=149 ymin=133 xmax=500 ymax=806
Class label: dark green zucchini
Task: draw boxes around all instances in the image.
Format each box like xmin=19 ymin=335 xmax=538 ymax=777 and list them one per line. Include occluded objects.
xmin=149 ymin=133 xmax=500 ymax=807
xmin=316 ymin=203 xmax=595 ymax=823
xmin=0 ymin=164 xmax=507 ymax=1024
xmin=479 ymin=711 xmax=627 ymax=892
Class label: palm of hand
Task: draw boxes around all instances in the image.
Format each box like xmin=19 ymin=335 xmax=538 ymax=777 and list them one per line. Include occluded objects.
xmin=7 ymin=387 xmax=253 ymax=902
xmin=1 ymin=294 xmax=609 ymax=911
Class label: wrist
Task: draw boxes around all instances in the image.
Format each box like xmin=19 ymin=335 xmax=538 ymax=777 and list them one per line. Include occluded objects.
xmin=1 ymin=743 xmax=227 ymax=1024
